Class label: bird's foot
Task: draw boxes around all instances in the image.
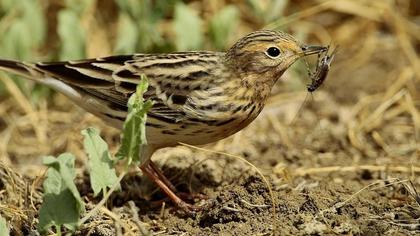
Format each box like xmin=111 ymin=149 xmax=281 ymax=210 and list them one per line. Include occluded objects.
xmin=140 ymin=160 xmax=208 ymax=214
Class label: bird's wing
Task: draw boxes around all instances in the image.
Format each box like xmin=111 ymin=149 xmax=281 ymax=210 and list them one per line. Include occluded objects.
xmin=30 ymin=53 xmax=222 ymax=124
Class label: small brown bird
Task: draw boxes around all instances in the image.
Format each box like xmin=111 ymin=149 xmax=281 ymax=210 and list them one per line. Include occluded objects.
xmin=0 ymin=30 xmax=326 ymax=212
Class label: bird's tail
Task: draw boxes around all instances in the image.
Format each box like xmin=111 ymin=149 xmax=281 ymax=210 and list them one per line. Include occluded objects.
xmin=0 ymin=59 xmax=44 ymax=81
xmin=0 ymin=58 xmax=125 ymax=129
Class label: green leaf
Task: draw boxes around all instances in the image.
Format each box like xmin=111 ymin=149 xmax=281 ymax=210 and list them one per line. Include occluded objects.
xmin=0 ymin=1 xmax=46 ymax=96
xmin=1 ymin=20 xmax=32 ymax=59
xmin=173 ymin=2 xmax=203 ymax=51
xmin=247 ymin=0 xmax=288 ymax=23
xmin=115 ymin=0 xmax=142 ymax=19
xmin=64 ymin=0 xmax=94 ymax=14
xmin=21 ymin=0 xmax=46 ymax=46
xmin=265 ymin=0 xmax=288 ymax=22
xmin=115 ymin=0 xmax=166 ymax=52
xmin=38 ymin=153 xmax=85 ymax=233
xmin=30 ymin=84 xmax=52 ymax=105
xmin=0 ymin=0 xmax=16 ymax=11
xmin=0 ymin=0 xmax=45 ymax=60
xmin=116 ymin=75 xmax=153 ymax=164
xmin=209 ymin=5 xmax=239 ymax=50
xmin=114 ymin=13 xmax=139 ymax=54
xmin=82 ymin=127 xmax=120 ymax=197
xmin=0 ymin=216 xmax=9 ymax=236
xmin=136 ymin=0 xmax=163 ymax=52
xmin=57 ymin=9 xmax=86 ymax=60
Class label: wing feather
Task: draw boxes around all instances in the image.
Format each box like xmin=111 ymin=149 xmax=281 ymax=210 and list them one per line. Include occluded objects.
xmin=33 ymin=53 xmax=223 ymax=124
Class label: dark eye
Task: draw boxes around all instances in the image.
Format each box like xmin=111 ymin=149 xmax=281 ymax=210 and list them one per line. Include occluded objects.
xmin=266 ymin=47 xmax=281 ymax=58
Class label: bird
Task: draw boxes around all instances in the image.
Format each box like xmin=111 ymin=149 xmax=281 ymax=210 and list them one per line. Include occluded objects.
xmin=0 ymin=30 xmax=326 ymax=212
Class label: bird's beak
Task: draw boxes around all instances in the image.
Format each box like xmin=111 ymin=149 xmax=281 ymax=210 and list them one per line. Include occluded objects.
xmin=300 ymin=45 xmax=328 ymax=56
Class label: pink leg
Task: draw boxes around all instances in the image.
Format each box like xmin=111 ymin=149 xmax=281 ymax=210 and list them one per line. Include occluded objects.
xmin=140 ymin=160 xmax=201 ymax=213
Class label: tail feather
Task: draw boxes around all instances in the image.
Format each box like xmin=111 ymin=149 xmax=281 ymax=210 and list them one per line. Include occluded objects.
xmin=0 ymin=58 xmax=87 ymax=103
xmin=0 ymin=59 xmax=40 ymax=79
xmin=0 ymin=58 xmax=127 ymax=129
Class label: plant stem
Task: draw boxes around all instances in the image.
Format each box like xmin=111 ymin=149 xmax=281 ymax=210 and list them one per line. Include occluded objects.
xmin=79 ymin=169 xmax=127 ymax=225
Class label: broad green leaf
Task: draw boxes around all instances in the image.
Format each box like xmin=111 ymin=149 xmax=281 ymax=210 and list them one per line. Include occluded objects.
xmin=114 ymin=13 xmax=139 ymax=54
xmin=173 ymin=2 xmax=203 ymax=51
xmin=116 ymin=75 xmax=153 ymax=164
xmin=0 ymin=216 xmax=9 ymax=236
xmin=209 ymin=5 xmax=239 ymax=50
xmin=57 ymin=9 xmax=85 ymax=60
xmin=38 ymin=154 xmax=85 ymax=233
xmin=82 ymin=127 xmax=120 ymax=197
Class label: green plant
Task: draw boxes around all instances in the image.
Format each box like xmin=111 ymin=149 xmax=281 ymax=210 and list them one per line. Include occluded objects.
xmin=209 ymin=5 xmax=239 ymax=50
xmin=82 ymin=127 xmax=120 ymax=198
xmin=0 ymin=0 xmax=45 ymax=96
xmin=173 ymin=2 xmax=203 ymax=51
xmin=57 ymin=0 xmax=93 ymax=60
xmin=38 ymin=153 xmax=85 ymax=234
xmin=37 ymin=76 xmax=152 ymax=235
xmin=116 ymin=75 xmax=154 ymax=164
xmin=0 ymin=216 xmax=9 ymax=236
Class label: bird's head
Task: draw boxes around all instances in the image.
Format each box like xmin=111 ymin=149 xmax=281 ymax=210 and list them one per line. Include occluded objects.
xmin=226 ymin=30 xmax=327 ymax=87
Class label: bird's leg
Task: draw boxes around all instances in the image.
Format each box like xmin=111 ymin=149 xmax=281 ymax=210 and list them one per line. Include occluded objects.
xmin=139 ymin=146 xmax=201 ymax=213
xmin=139 ymin=146 xmax=177 ymax=193
xmin=148 ymin=160 xmax=208 ymax=202
xmin=148 ymin=160 xmax=178 ymax=193
xmin=140 ymin=160 xmax=201 ymax=213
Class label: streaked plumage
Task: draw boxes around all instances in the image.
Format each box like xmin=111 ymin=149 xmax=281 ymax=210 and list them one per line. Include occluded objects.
xmin=0 ymin=30 xmax=327 ymax=212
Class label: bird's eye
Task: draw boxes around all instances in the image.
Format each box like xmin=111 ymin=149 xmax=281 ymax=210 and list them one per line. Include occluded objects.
xmin=266 ymin=47 xmax=281 ymax=58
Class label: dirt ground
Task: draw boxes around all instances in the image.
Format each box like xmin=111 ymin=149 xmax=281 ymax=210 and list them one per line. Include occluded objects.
xmin=1 ymin=1 xmax=420 ymax=236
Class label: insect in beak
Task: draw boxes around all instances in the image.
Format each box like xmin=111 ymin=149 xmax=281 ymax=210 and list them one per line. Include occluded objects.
xmin=307 ymin=46 xmax=337 ymax=92
xmin=301 ymin=45 xmax=328 ymax=56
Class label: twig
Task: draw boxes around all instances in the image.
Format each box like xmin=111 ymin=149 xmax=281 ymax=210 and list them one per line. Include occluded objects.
xmin=240 ymin=198 xmax=270 ymax=209
xmin=334 ymin=178 xmax=404 ymax=209
xmin=359 ymin=89 xmax=406 ymax=132
xmin=222 ymin=205 xmax=241 ymax=212
xmin=99 ymin=206 xmax=134 ymax=235
xmin=80 ymin=169 xmax=126 ymax=225
xmin=128 ymin=201 xmax=151 ymax=236
xmin=1 ymin=75 xmax=46 ymax=143
xmin=159 ymin=202 xmax=166 ymax=221
xmin=294 ymin=165 xmax=420 ymax=176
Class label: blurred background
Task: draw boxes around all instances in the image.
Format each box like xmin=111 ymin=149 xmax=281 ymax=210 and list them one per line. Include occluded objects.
xmin=0 ymin=0 xmax=419 ymax=235
xmin=0 ymin=0 xmax=420 ymax=167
